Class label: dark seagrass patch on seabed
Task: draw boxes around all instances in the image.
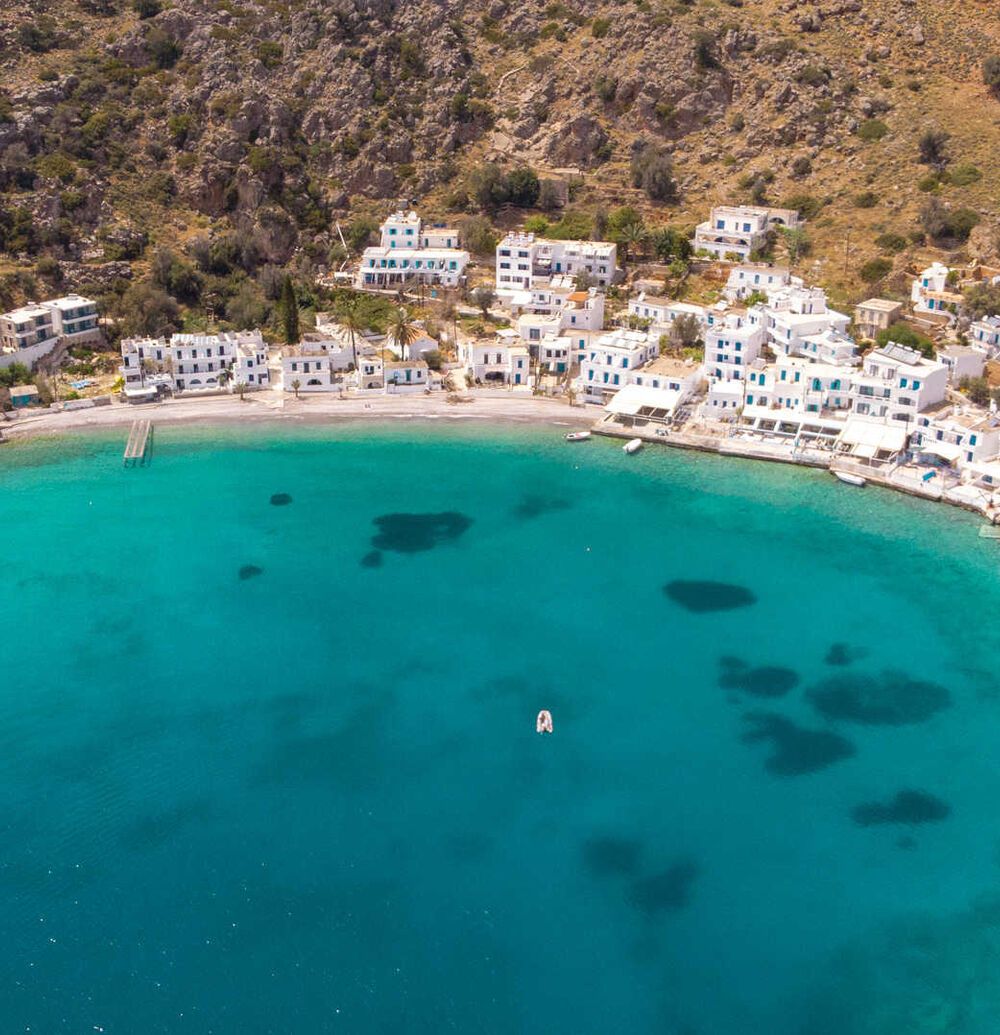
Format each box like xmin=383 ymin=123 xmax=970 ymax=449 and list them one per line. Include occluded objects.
xmin=718 ymin=657 xmax=800 ymax=697
xmin=825 ymin=642 xmax=867 ymax=667
xmin=270 ymin=493 xmax=293 ymax=506
xmin=807 ymin=670 xmax=951 ymax=726
xmin=371 ymin=512 xmax=472 ymax=553
xmin=360 ymin=550 xmax=383 ymax=568
xmin=581 ymin=836 xmax=644 ymax=878
xmin=851 ymin=790 xmax=951 ymax=827
xmin=238 ymin=564 xmax=264 ymax=580
xmin=512 ymin=494 xmax=572 ymax=520
xmin=664 ymin=580 xmax=757 ymax=613
xmin=741 ymin=712 xmax=856 ymax=776
xmin=628 ymin=860 xmax=699 ymax=914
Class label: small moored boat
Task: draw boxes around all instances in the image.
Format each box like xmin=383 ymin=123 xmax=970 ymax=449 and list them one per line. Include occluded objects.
xmin=833 ymin=471 xmax=866 ymax=487
xmin=565 ymin=431 xmax=591 ymax=442
xmin=623 ymin=438 xmax=643 ymax=455
xmin=536 ymin=710 xmax=553 ymax=734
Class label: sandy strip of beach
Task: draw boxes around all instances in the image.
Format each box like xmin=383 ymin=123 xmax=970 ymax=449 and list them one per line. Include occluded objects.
xmin=0 ymin=389 xmax=596 ymax=442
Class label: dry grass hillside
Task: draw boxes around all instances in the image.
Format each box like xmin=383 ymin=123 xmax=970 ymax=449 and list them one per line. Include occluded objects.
xmin=2 ymin=0 xmax=1000 ymax=328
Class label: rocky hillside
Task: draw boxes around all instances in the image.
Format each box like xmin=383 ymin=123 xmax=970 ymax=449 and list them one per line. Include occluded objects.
xmin=2 ymin=0 xmax=1000 ymax=324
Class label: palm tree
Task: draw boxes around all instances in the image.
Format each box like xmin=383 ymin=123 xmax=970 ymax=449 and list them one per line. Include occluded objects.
xmin=291 ymin=378 xmax=301 ymax=399
xmin=620 ymin=221 xmax=648 ymax=262
xmin=389 ymin=306 xmax=420 ymax=359
xmin=218 ymin=367 xmax=232 ymax=391
xmin=340 ymin=301 xmax=364 ymax=370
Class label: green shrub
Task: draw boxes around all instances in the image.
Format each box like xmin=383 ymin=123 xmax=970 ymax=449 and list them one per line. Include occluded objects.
xmin=693 ymin=30 xmax=719 ymax=69
xmin=874 ymin=232 xmax=907 ymax=254
xmin=592 ymin=17 xmax=611 ymax=37
xmin=920 ymin=198 xmax=978 ymax=244
xmin=167 ymin=113 xmax=194 ymax=147
xmin=984 ymin=55 xmax=1000 ymax=96
xmin=796 ymin=64 xmax=828 ymax=87
xmin=34 ymin=153 xmax=76 ymax=183
xmin=856 ymin=119 xmax=888 ymax=142
xmin=790 ymin=156 xmax=812 ymax=178
xmin=255 ymin=41 xmax=283 ymax=68
xmin=948 ymin=163 xmax=982 ymax=186
xmin=630 ymin=143 xmax=678 ymax=202
xmin=859 ymin=257 xmax=892 ymax=283
xmin=781 ymin=192 xmax=822 ymax=219
xmin=875 ymin=322 xmax=934 ymax=358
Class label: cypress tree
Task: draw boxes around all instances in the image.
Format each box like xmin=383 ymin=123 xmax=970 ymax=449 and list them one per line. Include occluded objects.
xmin=280 ymin=276 xmax=299 ymax=344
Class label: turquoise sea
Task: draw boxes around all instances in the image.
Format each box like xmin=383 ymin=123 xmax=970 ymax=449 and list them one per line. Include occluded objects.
xmin=3 ymin=422 xmax=1000 ymax=1034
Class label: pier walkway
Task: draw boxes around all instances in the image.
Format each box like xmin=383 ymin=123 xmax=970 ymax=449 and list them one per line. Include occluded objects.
xmin=123 ymin=419 xmax=152 ymax=465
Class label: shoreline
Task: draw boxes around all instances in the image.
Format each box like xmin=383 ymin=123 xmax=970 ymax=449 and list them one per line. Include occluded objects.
xmin=0 ymin=389 xmax=594 ymax=441
xmin=4 ymin=388 xmax=998 ymax=525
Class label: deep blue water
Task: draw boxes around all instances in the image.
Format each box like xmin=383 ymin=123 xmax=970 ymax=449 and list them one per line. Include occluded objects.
xmin=3 ymin=423 xmax=1000 ymax=1034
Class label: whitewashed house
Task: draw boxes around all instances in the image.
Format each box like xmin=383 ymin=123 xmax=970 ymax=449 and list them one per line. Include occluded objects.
xmin=577 ymin=329 xmax=658 ymax=403
xmin=283 ymin=351 xmax=337 ymax=393
xmin=384 ymin=359 xmax=429 ymax=392
xmin=849 ymin=343 xmax=947 ymax=421
xmin=120 ymin=336 xmax=171 ymax=394
xmin=938 ymin=345 xmax=985 ymax=385
xmin=693 ymin=206 xmax=800 ymax=261
xmin=124 ymin=331 xmax=271 ymax=394
xmin=763 ymin=285 xmax=853 ymax=362
xmin=604 ymin=358 xmax=703 ymax=428
xmin=515 ymin=285 xmax=605 ymax=349
xmin=969 ymin=315 xmax=1000 ymax=357
xmin=495 ymin=233 xmax=616 ymax=299
xmin=356 ymin=209 xmax=469 ymax=289
xmin=461 ymin=329 xmax=531 ymax=386
xmin=911 ymin=262 xmax=961 ymax=317
xmin=910 ymin=410 xmax=1000 ymax=469
xmin=282 ymin=335 xmax=353 ymax=393
xmin=231 ymin=331 xmax=270 ymax=390
xmin=703 ymin=311 xmax=766 ymax=414
xmin=358 ymin=354 xmax=384 ymax=391
xmin=626 ymin=293 xmax=709 ymax=335
xmin=723 ymin=264 xmax=792 ymax=301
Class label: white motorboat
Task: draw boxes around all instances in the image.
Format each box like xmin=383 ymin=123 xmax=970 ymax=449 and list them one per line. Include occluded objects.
xmin=623 ymin=438 xmax=643 ymax=455
xmin=565 ymin=431 xmax=591 ymax=442
xmin=536 ymin=710 xmax=553 ymax=734
xmin=833 ymin=471 xmax=866 ymax=487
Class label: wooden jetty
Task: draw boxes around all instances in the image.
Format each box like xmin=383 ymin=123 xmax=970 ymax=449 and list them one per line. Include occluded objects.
xmin=123 ymin=419 xmax=152 ymax=465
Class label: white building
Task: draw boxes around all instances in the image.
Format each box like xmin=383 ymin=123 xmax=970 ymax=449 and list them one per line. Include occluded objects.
xmin=703 ymin=311 xmax=766 ymax=413
xmin=356 ymin=209 xmax=469 ymax=289
xmin=495 ymin=233 xmax=617 ymax=299
xmin=121 ymin=330 xmax=270 ymax=394
xmin=282 ymin=335 xmax=353 ymax=393
xmin=911 ymin=262 xmax=961 ymax=317
xmin=577 ymin=329 xmax=658 ymax=403
xmin=762 ymin=285 xmax=853 ymax=362
xmin=604 ymin=358 xmax=703 ymax=427
xmin=970 ymin=315 xmax=1000 ymax=357
xmin=910 ymin=409 xmax=1000 ymax=469
xmin=514 ymin=285 xmax=605 ymax=343
xmin=723 ymin=263 xmax=792 ymax=301
xmin=384 ymin=359 xmax=429 ymax=392
xmin=626 ymin=293 xmax=708 ymax=334
xmin=938 ymin=345 xmax=985 ymax=385
xmin=849 ymin=342 xmax=947 ymax=421
xmin=748 ymin=356 xmax=854 ymax=414
xmin=693 ymin=206 xmax=800 ymax=261
xmin=0 ymin=294 xmax=100 ymax=368
xmin=461 ymin=329 xmax=531 ymax=386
